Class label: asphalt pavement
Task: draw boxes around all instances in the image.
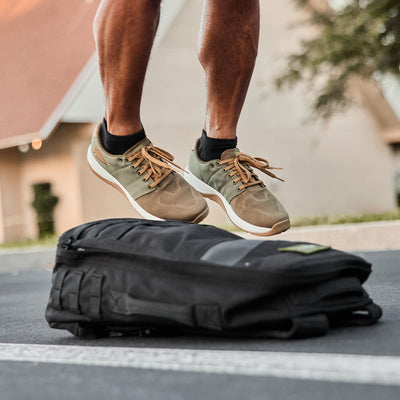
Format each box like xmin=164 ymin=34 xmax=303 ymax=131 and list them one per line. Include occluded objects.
xmin=0 ymin=247 xmax=399 ymax=399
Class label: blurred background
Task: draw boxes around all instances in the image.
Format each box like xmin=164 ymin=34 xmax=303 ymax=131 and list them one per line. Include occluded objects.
xmin=0 ymin=0 xmax=400 ymax=243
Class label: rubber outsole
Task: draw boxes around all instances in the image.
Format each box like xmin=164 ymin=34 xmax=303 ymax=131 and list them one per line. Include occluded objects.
xmin=184 ymin=169 xmax=290 ymax=236
xmin=87 ymin=147 xmax=208 ymax=223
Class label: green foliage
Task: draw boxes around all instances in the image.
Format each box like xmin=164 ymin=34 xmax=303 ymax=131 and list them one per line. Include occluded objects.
xmin=276 ymin=0 xmax=400 ymax=119
xmin=32 ymin=182 xmax=59 ymax=239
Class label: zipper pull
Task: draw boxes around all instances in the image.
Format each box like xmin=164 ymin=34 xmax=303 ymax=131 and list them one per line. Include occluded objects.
xmin=61 ymin=238 xmax=85 ymax=252
xmin=62 ymin=238 xmax=73 ymax=250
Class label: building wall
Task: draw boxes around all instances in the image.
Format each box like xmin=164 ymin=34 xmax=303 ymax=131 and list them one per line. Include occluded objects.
xmin=0 ymin=122 xmax=140 ymax=242
xmin=0 ymin=124 xmax=88 ymax=241
xmin=392 ymin=144 xmax=400 ymax=201
xmin=18 ymin=124 xmax=88 ymax=238
xmin=0 ymin=148 xmax=24 ymax=241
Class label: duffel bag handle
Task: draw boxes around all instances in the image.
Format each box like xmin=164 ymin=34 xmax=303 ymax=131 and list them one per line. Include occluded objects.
xmin=107 ymin=290 xmax=194 ymax=327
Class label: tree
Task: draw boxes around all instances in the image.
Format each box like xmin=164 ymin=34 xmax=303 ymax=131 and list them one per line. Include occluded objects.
xmin=275 ymin=0 xmax=400 ymax=119
xmin=32 ymin=182 xmax=59 ymax=238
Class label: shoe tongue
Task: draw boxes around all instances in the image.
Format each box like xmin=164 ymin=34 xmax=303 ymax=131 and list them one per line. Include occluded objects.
xmin=123 ymin=137 xmax=152 ymax=157
xmin=220 ymin=148 xmax=239 ymax=160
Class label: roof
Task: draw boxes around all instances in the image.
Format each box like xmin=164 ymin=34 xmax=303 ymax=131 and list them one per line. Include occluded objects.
xmin=0 ymin=0 xmax=100 ymax=149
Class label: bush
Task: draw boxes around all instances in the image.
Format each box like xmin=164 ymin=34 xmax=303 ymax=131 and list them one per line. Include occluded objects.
xmin=32 ymin=182 xmax=59 ymax=239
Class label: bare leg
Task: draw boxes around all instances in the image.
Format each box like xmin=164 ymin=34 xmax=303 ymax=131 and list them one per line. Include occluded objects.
xmin=198 ymin=0 xmax=260 ymax=139
xmin=94 ymin=0 xmax=161 ymax=135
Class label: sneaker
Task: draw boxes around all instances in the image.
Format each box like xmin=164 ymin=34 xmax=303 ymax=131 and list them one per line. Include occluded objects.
xmin=185 ymin=141 xmax=290 ymax=236
xmin=87 ymin=125 xmax=209 ymax=222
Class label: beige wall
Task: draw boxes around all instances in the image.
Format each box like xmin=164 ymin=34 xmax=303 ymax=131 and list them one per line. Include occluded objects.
xmin=1 ymin=124 xmax=90 ymax=241
xmin=18 ymin=124 xmax=87 ymax=238
xmin=392 ymin=144 xmax=400 ymax=198
xmin=0 ymin=148 xmax=24 ymax=241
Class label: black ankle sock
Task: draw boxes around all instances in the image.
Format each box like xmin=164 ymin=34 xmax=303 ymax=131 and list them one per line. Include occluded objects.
xmin=197 ymin=130 xmax=237 ymax=161
xmin=100 ymin=119 xmax=146 ymax=155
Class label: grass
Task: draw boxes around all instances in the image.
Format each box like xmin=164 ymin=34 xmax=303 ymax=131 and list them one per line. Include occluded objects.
xmin=0 ymin=235 xmax=57 ymax=251
xmin=292 ymin=208 xmax=400 ymax=227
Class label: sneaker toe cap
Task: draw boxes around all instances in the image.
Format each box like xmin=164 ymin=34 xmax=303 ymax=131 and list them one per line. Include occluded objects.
xmin=230 ymin=189 xmax=289 ymax=228
xmin=137 ymin=174 xmax=208 ymax=222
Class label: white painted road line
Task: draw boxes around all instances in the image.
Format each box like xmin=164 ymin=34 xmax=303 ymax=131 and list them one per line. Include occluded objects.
xmin=0 ymin=344 xmax=400 ymax=386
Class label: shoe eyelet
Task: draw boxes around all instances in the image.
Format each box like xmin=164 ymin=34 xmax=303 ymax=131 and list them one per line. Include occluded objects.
xmin=210 ymin=163 xmax=215 ymax=168
xmin=237 ymin=187 xmax=241 ymax=191
xmin=118 ymin=157 xmax=123 ymax=162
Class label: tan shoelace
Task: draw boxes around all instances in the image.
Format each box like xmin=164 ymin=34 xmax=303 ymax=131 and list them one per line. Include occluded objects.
xmin=219 ymin=152 xmax=284 ymax=190
xmin=127 ymin=145 xmax=185 ymax=188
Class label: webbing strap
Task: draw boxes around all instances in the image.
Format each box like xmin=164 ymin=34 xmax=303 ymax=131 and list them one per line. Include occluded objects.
xmin=106 ymin=291 xmax=223 ymax=331
xmin=52 ymin=269 xmax=68 ymax=309
xmin=107 ymin=291 xmax=194 ymax=327
xmin=68 ymin=271 xmax=84 ymax=313
xmin=194 ymin=304 xmax=223 ymax=331
xmin=88 ymin=274 xmax=104 ymax=318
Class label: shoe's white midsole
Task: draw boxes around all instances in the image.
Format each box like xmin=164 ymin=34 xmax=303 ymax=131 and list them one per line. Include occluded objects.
xmin=87 ymin=147 xmax=162 ymax=221
xmin=184 ymin=168 xmax=272 ymax=234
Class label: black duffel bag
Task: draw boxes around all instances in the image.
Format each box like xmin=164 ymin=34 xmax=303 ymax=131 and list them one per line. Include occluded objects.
xmin=45 ymin=218 xmax=382 ymax=339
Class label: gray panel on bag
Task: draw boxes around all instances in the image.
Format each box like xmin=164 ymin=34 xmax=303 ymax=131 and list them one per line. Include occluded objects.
xmin=200 ymin=239 xmax=264 ymax=266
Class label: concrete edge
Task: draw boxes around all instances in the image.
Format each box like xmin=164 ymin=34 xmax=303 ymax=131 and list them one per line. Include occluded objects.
xmin=237 ymin=220 xmax=400 ymax=252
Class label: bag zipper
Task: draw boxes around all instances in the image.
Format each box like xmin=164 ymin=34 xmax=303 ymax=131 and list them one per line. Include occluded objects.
xmin=59 ymin=238 xmax=370 ymax=284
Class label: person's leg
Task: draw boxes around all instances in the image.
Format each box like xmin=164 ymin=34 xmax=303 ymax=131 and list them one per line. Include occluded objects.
xmin=88 ymin=0 xmax=208 ymax=222
xmin=186 ymin=0 xmax=290 ymax=236
xmin=198 ymin=0 xmax=260 ymax=140
xmin=93 ymin=0 xmax=161 ymax=136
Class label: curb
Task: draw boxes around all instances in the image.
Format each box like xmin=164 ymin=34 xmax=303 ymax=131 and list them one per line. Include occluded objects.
xmin=237 ymin=220 xmax=400 ymax=251
xmin=0 ymin=246 xmax=56 ymax=274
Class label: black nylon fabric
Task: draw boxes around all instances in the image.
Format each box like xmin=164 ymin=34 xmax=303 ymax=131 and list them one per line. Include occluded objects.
xmin=59 ymin=218 xmax=239 ymax=262
xmin=46 ymin=218 xmax=382 ymax=339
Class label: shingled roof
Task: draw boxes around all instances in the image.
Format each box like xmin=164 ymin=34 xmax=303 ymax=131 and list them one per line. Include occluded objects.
xmin=0 ymin=0 xmax=100 ymax=149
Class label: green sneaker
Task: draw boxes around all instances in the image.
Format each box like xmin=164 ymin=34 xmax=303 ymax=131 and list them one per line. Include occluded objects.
xmin=185 ymin=142 xmax=290 ymax=236
xmin=87 ymin=125 xmax=208 ymax=222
